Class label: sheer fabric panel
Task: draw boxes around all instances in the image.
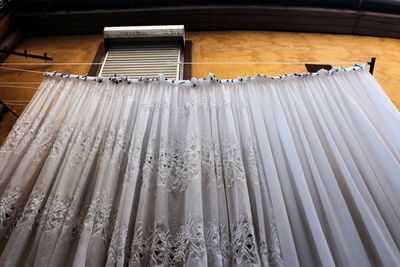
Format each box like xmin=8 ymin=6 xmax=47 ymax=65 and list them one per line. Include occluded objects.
xmin=0 ymin=67 xmax=399 ymax=266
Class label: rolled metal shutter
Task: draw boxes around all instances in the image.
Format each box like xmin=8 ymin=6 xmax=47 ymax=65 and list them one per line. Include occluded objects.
xmin=99 ymin=42 xmax=181 ymax=79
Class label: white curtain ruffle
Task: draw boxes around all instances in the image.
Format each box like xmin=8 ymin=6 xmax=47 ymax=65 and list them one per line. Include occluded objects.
xmin=0 ymin=67 xmax=399 ymax=267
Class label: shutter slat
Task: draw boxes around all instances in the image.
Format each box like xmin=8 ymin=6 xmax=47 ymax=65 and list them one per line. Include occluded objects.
xmin=106 ymin=56 xmax=179 ymax=60
xmin=99 ymin=42 xmax=180 ymax=79
xmin=108 ymin=51 xmax=179 ymax=54
xmin=102 ymin=65 xmax=178 ymax=69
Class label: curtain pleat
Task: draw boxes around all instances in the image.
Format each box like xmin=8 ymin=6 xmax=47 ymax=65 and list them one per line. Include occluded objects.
xmin=0 ymin=68 xmax=399 ymax=267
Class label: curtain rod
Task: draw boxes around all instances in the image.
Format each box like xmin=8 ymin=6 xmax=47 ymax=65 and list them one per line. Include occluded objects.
xmin=0 ymin=59 xmax=375 ymax=76
xmin=43 ymin=64 xmax=369 ymax=86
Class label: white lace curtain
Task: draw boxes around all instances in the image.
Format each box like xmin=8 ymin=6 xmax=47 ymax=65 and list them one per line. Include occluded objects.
xmin=0 ymin=65 xmax=399 ymax=267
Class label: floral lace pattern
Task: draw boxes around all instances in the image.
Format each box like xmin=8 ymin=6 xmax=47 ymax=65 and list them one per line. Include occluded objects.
xmin=1 ymin=98 xmax=264 ymax=193
xmin=0 ymin=114 xmax=40 ymax=157
xmin=0 ymin=190 xmax=21 ymax=239
xmin=0 ymin=186 xmax=284 ymax=266
xmin=128 ymin=215 xmax=283 ymax=266
xmin=0 ymin=77 xmax=288 ymax=266
xmin=137 ymin=135 xmax=264 ymax=192
xmin=83 ymin=193 xmax=115 ymax=239
xmin=41 ymin=194 xmax=77 ymax=233
xmin=17 ymin=190 xmax=46 ymax=229
xmin=107 ymin=223 xmax=130 ymax=265
xmin=141 ymin=137 xmax=202 ymax=192
xmin=1 ymin=190 xmax=115 ymax=241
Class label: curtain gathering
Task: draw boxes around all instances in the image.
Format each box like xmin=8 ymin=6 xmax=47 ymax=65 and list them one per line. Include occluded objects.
xmin=0 ymin=65 xmax=399 ymax=266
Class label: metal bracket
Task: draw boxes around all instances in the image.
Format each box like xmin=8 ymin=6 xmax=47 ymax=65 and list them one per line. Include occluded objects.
xmin=0 ymin=47 xmax=53 ymax=61
xmin=368 ymin=57 xmax=376 ymax=75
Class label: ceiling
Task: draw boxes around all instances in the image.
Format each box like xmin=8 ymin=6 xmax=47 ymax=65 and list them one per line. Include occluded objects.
xmin=9 ymin=0 xmax=400 ymax=38
xmin=13 ymin=0 xmax=400 ymax=13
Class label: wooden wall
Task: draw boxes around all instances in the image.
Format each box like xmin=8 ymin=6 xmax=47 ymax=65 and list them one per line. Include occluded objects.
xmin=0 ymin=35 xmax=102 ymax=142
xmin=1 ymin=31 xmax=399 ymax=143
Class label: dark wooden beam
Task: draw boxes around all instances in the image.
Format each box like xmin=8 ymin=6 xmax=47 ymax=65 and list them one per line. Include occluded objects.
xmin=11 ymin=6 xmax=400 ymax=38
xmin=183 ymin=40 xmax=192 ymax=80
xmin=88 ymin=42 xmax=105 ymax=76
